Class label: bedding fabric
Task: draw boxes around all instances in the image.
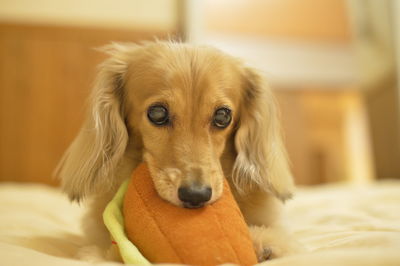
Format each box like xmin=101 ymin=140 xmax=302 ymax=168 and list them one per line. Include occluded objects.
xmin=0 ymin=180 xmax=399 ymax=266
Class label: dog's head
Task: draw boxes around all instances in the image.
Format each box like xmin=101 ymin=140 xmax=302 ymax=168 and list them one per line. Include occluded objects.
xmin=57 ymin=42 xmax=294 ymax=207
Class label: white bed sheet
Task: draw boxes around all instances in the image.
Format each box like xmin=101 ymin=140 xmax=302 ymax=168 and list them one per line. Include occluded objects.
xmin=1 ymin=181 xmax=399 ymax=266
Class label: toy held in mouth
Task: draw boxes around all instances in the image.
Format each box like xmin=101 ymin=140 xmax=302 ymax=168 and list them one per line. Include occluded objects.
xmin=103 ymin=163 xmax=257 ymax=266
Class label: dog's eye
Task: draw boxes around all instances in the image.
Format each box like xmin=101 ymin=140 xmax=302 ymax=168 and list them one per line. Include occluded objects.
xmin=147 ymin=105 xmax=170 ymax=126
xmin=213 ymin=107 xmax=232 ymax=129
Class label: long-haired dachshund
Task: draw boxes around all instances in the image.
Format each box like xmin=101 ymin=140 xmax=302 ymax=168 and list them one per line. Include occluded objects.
xmin=57 ymin=41 xmax=302 ymax=262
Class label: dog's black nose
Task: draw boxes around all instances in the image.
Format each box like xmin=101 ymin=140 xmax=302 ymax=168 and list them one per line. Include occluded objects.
xmin=178 ymin=185 xmax=212 ymax=208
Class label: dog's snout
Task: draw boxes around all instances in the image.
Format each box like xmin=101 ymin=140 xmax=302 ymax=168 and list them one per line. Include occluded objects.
xmin=178 ymin=185 xmax=212 ymax=208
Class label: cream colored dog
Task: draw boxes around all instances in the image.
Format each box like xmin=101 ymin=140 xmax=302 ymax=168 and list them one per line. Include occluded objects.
xmin=57 ymin=41 xmax=301 ymax=262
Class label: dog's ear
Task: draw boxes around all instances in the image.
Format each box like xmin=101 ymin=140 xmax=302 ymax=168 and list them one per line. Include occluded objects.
xmin=56 ymin=43 xmax=136 ymax=202
xmin=232 ymin=67 xmax=295 ymax=201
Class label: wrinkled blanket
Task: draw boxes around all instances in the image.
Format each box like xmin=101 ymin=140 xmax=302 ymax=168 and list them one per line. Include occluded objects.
xmin=1 ymin=180 xmax=399 ymax=266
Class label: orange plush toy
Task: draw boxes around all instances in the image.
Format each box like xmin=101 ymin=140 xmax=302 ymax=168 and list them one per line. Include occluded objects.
xmin=123 ymin=163 xmax=258 ymax=266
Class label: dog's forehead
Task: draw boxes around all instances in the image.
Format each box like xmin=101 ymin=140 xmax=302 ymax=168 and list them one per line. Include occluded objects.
xmin=127 ymin=44 xmax=242 ymax=109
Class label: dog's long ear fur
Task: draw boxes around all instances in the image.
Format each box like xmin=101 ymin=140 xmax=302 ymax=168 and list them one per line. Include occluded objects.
xmin=232 ymin=67 xmax=295 ymax=201
xmin=56 ymin=43 xmax=135 ymax=202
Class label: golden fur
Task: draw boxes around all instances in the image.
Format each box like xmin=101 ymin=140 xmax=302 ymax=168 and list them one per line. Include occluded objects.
xmin=57 ymin=41 xmax=300 ymax=261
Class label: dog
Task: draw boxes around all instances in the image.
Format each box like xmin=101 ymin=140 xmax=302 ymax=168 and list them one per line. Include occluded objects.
xmin=57 ymin=41 xmax=301 ymax=262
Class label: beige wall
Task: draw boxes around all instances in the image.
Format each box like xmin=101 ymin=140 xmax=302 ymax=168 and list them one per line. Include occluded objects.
xmin=0 ymin=0 xmax=178 ymax=30
xmin=204 ymin=0 xmax=351 ymax=42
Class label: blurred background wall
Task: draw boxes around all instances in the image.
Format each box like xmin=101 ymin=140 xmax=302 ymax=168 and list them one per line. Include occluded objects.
xmin=0 ymin=0 xmax=399 ymax=186
xmin=0 ymin=0 xmax=180 ymax=185
xmin=0 ymin=0 xmax=177 ymax=30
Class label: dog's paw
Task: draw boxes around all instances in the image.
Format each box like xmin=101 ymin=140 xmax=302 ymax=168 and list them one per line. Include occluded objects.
xmin=106 ymin=243 xmax=123 ymax=262
xmin=257 ymin=247 xmax=272 ymax=262
xmin=249 ymin=225 xmax=305 ymax=262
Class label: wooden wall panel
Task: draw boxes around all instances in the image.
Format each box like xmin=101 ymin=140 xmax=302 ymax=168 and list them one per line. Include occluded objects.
xmin=275 ymin=89 xmax=374 ymax=185
xmin=0 ymin=23 xmax=171 ymax=185
xmin=365 ymin=83 xmax=400 ymax=179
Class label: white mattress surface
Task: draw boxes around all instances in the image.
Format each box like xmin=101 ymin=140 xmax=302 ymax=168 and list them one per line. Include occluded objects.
xmin=1 ymin=181 xmax=399 ymax=266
